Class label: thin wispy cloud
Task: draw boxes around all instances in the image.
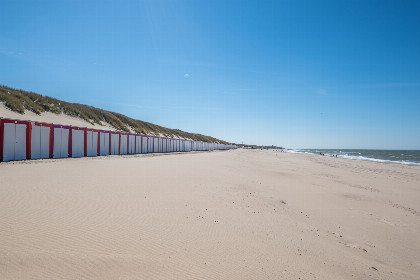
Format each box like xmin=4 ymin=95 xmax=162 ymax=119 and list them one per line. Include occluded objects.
xmin=0 ymin=47 xmax=24 ymax=59
xmin=316 ymin=89 xmax=328 ymax=96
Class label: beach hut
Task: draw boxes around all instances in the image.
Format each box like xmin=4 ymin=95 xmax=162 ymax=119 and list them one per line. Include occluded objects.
xmin=147 ymin=135 xmax=152 ymax=153
xmin=128 ymin=134 xmax=136 ymax=154
xmin=153 ymin=137 xmax=159 ymax=153
xmin=31 ymin=121 xmax=52 ymax=160
xmin=120 ymin=133 xmax=128 ymax=155
xmin=159 ymin=137 xmax=163 ymax=153
xmin=99 ymin=131 xmax=110 ymax=156
xmin=135 ymin=135 xmax=141 ymax=154
xmin=0 ymin=119 xmax=30 ymax=162
xmin=110 ymin=132 xmax=120 ymax=155
xmin=85 ymin=128 xmax=99 ymax=157
xmin=161 ymin=138 xmax=165 ymax=153
xmin=70 ymin=126 xmax=85 ymax=158
xmin=52 ymin=124 xmax=70 ymax=159
xmin=163 ymin=138 xmax=167 ymax=153
xmin=141 ymin=135 xmax=148 ymax=153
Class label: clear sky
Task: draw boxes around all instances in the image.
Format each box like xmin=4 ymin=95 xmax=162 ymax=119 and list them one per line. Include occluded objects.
xmin=1 ymin=0 xmax=419 ymax=149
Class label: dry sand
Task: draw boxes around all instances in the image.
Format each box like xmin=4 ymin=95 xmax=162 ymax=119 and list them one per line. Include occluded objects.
xmin=0 ymin=149 xmax=419 ymax=279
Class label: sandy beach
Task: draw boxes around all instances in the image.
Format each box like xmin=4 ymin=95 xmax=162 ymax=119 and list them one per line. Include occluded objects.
xmin=0 ymin=149 xmax=419 ymax=279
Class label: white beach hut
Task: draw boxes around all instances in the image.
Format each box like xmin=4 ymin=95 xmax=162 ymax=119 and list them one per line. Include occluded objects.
xmin=0 ymin=119 xmax=29 ymax=162
xmin=120 ymin=133 xmax=128 ymax=155
xmin=31 ymin=121 xmax=52 ymax=160
xmin=53 ymin=124 xmax=70 ymax=159
xmin=153 ymin=137 xmax=159 ymax=153
xmin=110 ymin=132 xmax=120 ymax=155
xmin=99 ymin=131 xmax=110 ymax=156
xmin=141 ymin=135 xmax=148 ymax=153
xmin=71 ymin=127 xmax=85 ymax=158
xmin=86 ymin=128 xmax=99 ymax=157
xmin=128 ymin=134 xmax=136 ymax=154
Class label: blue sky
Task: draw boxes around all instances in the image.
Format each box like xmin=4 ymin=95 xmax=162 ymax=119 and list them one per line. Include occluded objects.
xmin=1 ymin=0 xmax=419 ymax=149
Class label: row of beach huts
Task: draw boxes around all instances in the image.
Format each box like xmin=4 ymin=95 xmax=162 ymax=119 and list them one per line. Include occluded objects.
xmin=0 ymin=118 xmax=237 ymax=162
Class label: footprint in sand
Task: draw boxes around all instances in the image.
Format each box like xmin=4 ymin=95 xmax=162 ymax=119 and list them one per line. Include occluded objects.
xmin=380 ymin=218 xmax=395 ymax=226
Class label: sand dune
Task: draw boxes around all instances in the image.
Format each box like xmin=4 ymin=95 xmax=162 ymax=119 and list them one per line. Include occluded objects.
xmin=0 ymin=149 xmax=419 ymax=279
xmin=0 ymin=103 xmax=116 ymax=131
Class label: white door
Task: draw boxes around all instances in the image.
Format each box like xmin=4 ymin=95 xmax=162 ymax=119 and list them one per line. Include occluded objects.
xmin=31 ymin=124 xmax=41 ymax=159
xmin=147 ymin=137 xmax=152 ymax=153
xmin=40 ymin=126 xmax=50 ymax=158
xmin=89 ymin=131 xmax=98 ymax=157
xmin=129 ymin=135 xmax=135 ymax=154
xmin=61 ymin=128 xmax=69 ymax=158
xmin=153 ymin=138 xmax=158 ymax=153
xmin=3 ymin=123 xmax=16 ymax=162
xmin=86 ymin=131 xmax=93 ymax=156
xmin=100 ymin=133 xmax=109 ymax=156
xmin=142 ymin=137 xmax=147 ymax=153
xmin=3 ymin=123 xmax=27 ymax=162
xmin=53 ymin=128 xmax=61 ymax=158
xmin=54 ymin=127 xmax=69 ymax=158
xmin=120 ymin=135 xmax=127 ymax=155
xmin=158 ymin=138 xmax=162 ymax=153
xmin=72 ymin=130 xmax=84 ymax=158
xmin=86 ymin=131 xmax=98 ymax=157
xmin=111 ymin=134 xmax=119 ymax=155
xmin=136 ymin=136 xmax=141 ymax=153
xmin=31 ymin=125 xmax=50 ymax=159
xmin=14 ymin=124 xmax=26 ymax=161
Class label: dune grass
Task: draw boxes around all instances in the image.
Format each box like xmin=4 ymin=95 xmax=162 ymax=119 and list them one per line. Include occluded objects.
xmin=0 ymin=85 xmax=228 ymax=143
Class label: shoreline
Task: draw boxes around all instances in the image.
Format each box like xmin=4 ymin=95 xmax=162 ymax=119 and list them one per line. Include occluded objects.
xmin=285 ymin=149 xmax=420 ymax=166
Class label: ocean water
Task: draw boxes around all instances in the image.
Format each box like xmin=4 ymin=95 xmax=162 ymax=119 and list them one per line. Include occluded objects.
xmin=287 ymin=149 xmax=420 ymax=166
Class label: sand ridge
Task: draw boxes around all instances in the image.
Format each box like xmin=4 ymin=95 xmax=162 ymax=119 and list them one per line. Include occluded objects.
xmin=0 ymin=149 xmax=419 ymax=279
xmin=0 ymin=103 xmax=116 ymax=131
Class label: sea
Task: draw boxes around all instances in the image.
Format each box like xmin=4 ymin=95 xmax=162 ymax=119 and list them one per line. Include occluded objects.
xmin=286 ymin=149 xmax=420 ymax=166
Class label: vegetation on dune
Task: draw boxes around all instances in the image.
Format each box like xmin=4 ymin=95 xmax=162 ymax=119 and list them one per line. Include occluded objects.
xmin=0 ymin=85 xmax=228 ymax=144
